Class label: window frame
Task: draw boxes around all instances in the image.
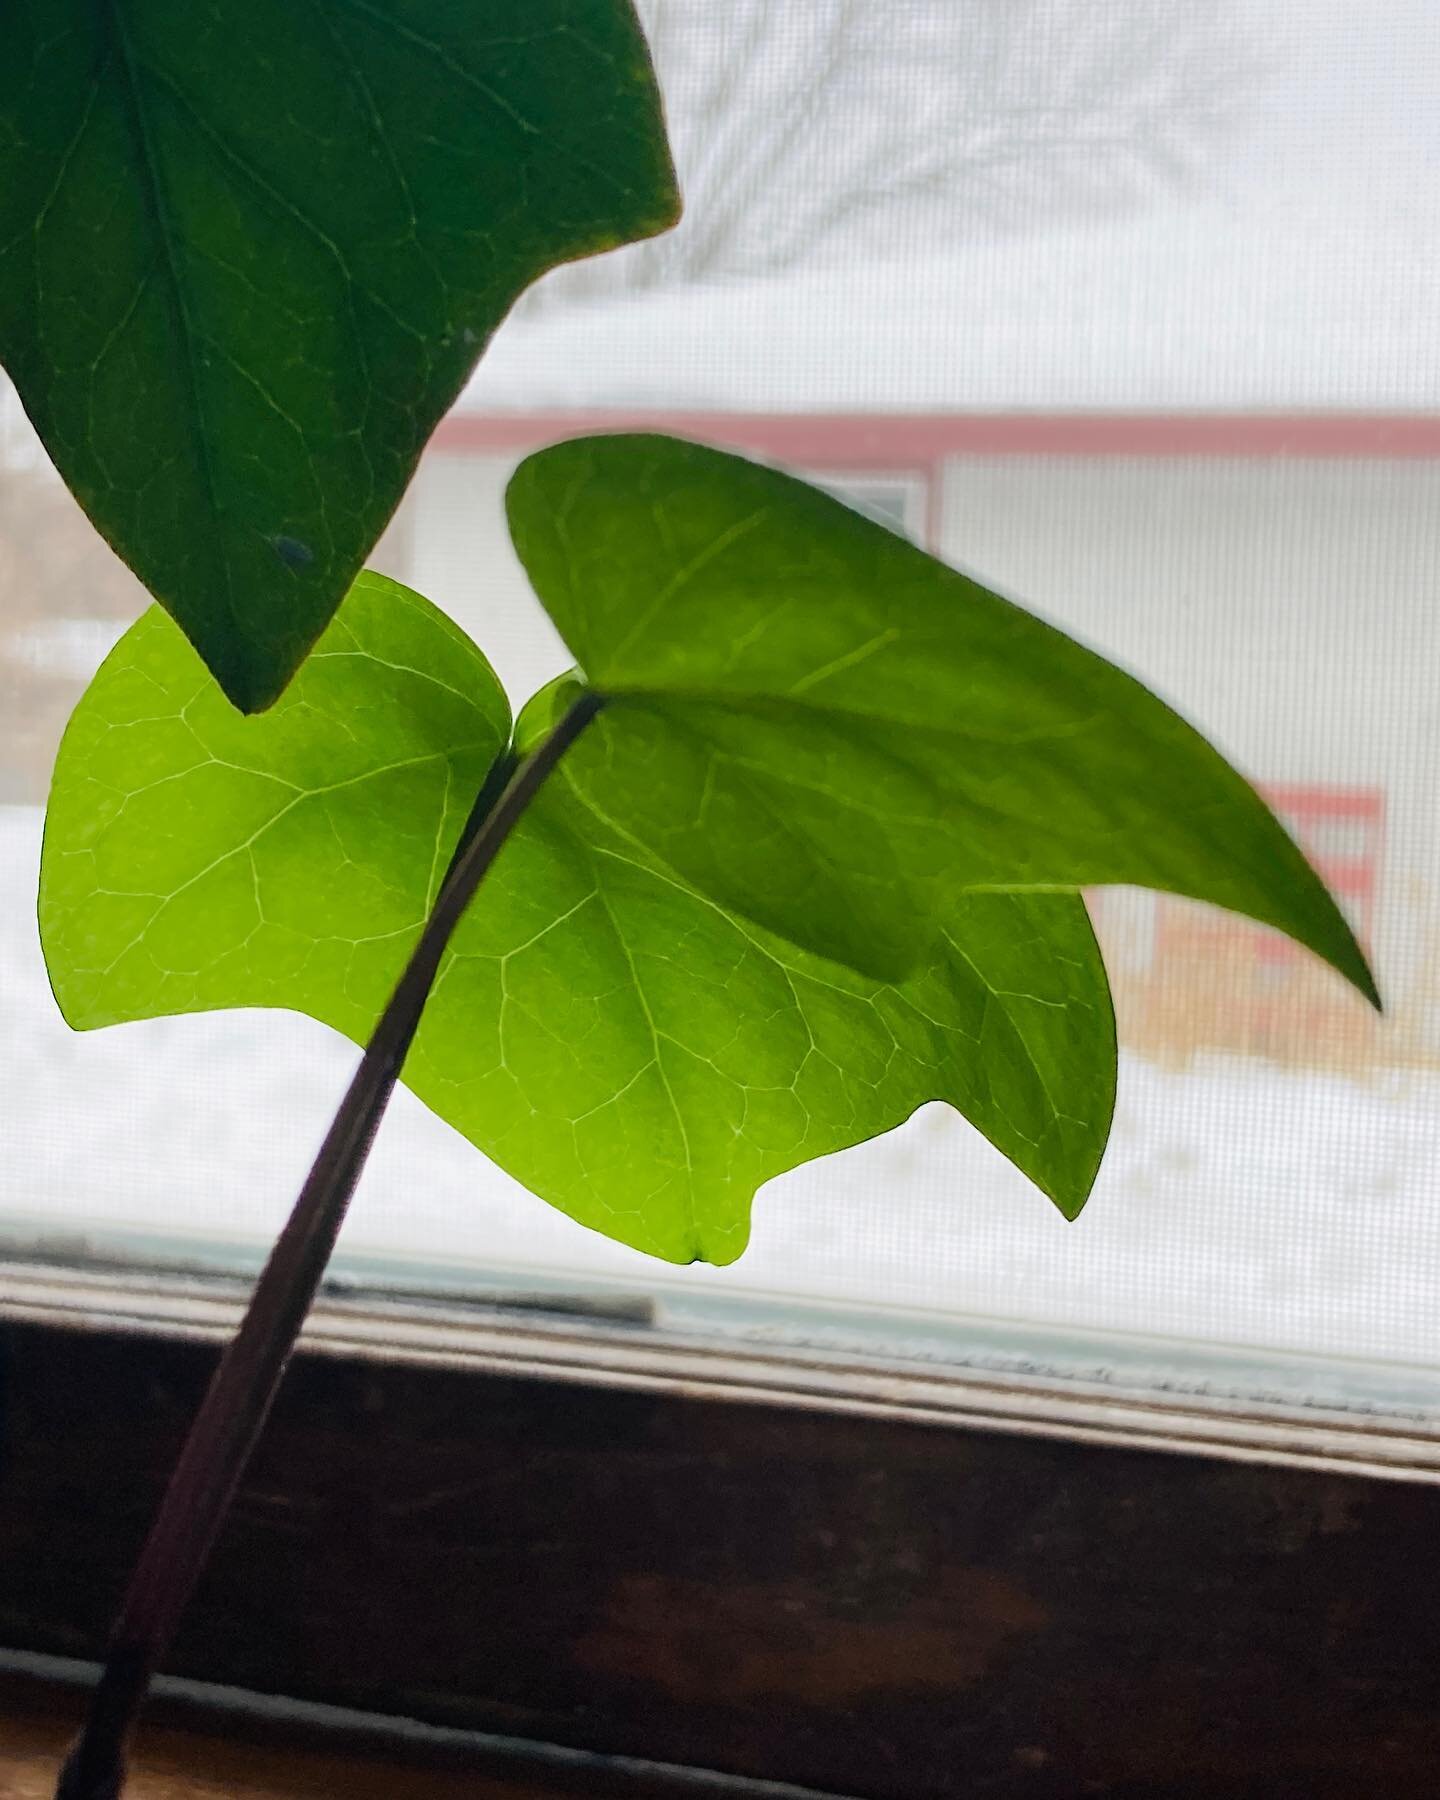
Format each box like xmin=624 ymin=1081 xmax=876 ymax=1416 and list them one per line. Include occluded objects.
xmin=3 ymin=1295 xmax=1440 ymax=1798
xmin=4 ymin=1246 xmax=1439 ymax=1484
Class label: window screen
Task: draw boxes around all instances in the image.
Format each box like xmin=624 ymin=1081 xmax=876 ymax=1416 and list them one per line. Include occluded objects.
xmin=4 ymin=0 xmax=1439 ymax=1401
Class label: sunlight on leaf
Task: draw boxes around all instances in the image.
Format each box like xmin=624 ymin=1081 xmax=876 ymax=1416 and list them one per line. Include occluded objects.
xmin=39 ymin=575 xmax=510 ymax=1034
xmin=41 ymin=584 xmax=1115 ymax=1264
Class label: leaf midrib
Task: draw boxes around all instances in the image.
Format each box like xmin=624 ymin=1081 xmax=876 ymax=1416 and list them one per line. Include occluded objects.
xmin=103 ymin=0 xmax=239 ymax=647
xmin=598 ymin=681 xmax=1105 ymax=753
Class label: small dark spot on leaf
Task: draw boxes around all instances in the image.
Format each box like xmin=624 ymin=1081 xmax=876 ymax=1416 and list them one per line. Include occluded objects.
xmin=272 ymin=535 xmax=313 ymax=570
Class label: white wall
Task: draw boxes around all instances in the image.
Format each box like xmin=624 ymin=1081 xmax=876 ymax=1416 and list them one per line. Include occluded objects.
xmin=404 ymin=451 xmax=568 ymax=706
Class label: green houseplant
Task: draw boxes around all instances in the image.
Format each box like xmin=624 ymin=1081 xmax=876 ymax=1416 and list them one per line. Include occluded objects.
xmin=0 ymin=4 xmax=1377 ymax=1794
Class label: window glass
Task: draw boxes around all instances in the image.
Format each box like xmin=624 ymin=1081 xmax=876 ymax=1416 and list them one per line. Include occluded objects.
xmin=4 ymin=0 xmax=1440 ymax=1409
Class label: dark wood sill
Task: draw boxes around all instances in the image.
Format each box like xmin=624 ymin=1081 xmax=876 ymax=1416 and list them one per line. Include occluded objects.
xmin=0 ymin=1659 xmax=849 ymax=1799
xmin=3 ymin=1316 xmax=1440 ymax=1798
xmin=2 ymin=1678 xmax=532 ymax=1799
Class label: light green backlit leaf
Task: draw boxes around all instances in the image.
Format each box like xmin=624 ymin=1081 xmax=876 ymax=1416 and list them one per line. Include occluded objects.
xmin=39 ymin=574 xmax=510 ymax=1034
xmin=40 ymin=587 xmax=1115 ymax=1264
xmin=0 ymin=1 xmax=677 ymax=711
xmin=506 ymin=434 xmax=1378 ymax=1006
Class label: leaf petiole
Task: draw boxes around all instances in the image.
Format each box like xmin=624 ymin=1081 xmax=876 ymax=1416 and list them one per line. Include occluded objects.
xmin=55 ymin=690 xmax=604 ymax=1800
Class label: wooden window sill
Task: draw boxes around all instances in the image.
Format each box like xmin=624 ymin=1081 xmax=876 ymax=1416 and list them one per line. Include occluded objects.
xmin=0 ymin=1660 xmax=829 ymax=1800
xmin=4 ymin=1311 xmax=1440 ymax=1798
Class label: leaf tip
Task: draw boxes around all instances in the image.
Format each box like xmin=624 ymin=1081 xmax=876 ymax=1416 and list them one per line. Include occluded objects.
xmin=215 ymin=658 xmax=289 ymax=718
xmin=1037 ymin=1161 xmax=1098 ymax=1224
xmin=194 ymin=621 xmax=301 ymax=716
xmin=680 ymin=1220 xmax=750 ymax=1269
xmin=1312 ymin=913 xmax=1383 ymax=1015
xmin=1353 ymin=952 xmax=1385 ymax=1015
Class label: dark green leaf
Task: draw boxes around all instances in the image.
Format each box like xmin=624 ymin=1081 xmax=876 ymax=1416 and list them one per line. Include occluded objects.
xmin=0 ymin=0 xmax=677 ymax=711
xmin=507 ymin=433 xmax=1379 ymax=1006
xmin=40 ymin=586 xmax=1115 ymax=1263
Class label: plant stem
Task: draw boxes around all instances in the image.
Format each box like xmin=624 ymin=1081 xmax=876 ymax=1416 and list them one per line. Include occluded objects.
xmin=55 ymin=691 xmax=605 ymax=1800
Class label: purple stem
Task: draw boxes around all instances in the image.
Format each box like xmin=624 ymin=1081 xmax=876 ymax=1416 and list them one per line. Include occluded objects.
xmin=55 ymin=691 xmax=604 ymax=1800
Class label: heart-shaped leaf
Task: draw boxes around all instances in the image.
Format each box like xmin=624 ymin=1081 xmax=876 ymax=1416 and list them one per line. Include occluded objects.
xmin=507 ymin=434 xmax=1379 ymax=1006
xmin=0 ymin=1 xmax=677 ymax=712
xmin=39 ymin=574 xmax=511 ymax=1031
xmin=40 ymin=582 xmax=1116 ymax=1263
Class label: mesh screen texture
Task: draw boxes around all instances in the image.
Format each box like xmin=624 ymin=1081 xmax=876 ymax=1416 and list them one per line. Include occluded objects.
xmin=4 ymin=0 xmax=1439 ymax=1376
